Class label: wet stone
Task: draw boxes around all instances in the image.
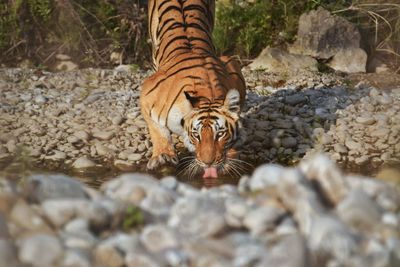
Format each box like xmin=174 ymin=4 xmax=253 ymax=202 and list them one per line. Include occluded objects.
xmin=23 ymin=174 xmax=88 ymax=202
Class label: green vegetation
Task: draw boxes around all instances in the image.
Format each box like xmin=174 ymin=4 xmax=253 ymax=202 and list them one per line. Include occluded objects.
xmin=122 ymin=205 xmax=144 ymax=231
xmin=213 ymin=0 xmax=351 ymax=58
xmin=0 ymin=0 xmax=148 ymax=68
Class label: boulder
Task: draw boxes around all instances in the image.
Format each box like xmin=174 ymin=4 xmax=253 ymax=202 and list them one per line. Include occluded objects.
xmin=289 ymin=7 xmax=361 ymax=60
xmin=249 ymin=47 xmax=318 ymax=73
xmin=327 ymin=48 xmax=367 ymax=73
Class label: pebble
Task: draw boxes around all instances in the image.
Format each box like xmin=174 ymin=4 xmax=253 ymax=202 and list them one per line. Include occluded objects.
xmin=127 ymin=153 xmax=142 ymax=161
xmin=243 ymin=206 xmax=284 ymax=235
xmin=19 ymin=234 xmax=63 ymax=267
xmin=92 ymin=130 xmax=115 ymax=141
xmin=72 ymin=156 xmax=96 ymax=169
xmin=73 ymin=130 xmax=90 ymax=141
xmin=140 ymin=224 xmax=179 ymax=253
xmin=336 ymin=189 xmax=383 ymax=231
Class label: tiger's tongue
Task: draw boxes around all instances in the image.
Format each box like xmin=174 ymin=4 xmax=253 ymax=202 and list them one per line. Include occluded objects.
xmin=203 ymin=167 xmax=218 ymax=179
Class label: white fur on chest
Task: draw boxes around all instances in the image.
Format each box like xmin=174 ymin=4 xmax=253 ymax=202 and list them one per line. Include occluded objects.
xmin=167 ymin=106 xmax=185 ymax=135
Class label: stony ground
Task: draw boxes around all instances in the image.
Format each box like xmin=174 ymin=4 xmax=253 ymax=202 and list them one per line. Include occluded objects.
xmin=0 ymin=154 xmax=399 ymax=267
xmin=1 ymin=67 xmax=400 ymax=266
xmin=0 ymin=67 xmax=399 ymax=184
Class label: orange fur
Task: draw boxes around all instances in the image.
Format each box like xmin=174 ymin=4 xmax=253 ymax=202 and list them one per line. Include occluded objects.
xmin=141 ymin=0 xmax=246 ymax=171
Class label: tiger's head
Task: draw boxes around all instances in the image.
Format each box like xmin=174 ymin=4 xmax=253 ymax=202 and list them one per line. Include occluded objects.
xmin=181 ymin=89 xmax=242 ymax=178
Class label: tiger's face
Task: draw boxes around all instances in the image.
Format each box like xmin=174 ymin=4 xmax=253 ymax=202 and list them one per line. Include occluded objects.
xmin=182 ymin=89 xmax=241 ymax=175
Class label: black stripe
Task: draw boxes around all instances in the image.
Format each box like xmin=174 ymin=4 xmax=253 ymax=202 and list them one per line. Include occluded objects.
xmin=145 ymin=63 xmax=218 ymax=96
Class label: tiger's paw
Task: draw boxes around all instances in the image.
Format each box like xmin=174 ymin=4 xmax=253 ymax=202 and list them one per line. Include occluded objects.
xmin=147 ymin=153 xmax=179 ymax=170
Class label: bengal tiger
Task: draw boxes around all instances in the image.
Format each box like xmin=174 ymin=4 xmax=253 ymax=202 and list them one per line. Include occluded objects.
xmin=140 ymin=0 xmax=246 ymax=178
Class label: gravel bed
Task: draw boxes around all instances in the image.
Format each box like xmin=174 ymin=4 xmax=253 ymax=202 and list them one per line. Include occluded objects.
xmin=0 ymin=154 xmax=399 ymax=267
xmin=0 ymin=67 xmax=399 ymax=178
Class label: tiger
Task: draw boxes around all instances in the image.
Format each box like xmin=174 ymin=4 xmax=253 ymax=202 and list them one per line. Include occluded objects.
xmin=140 ymin=0 xmax=246 ymax=178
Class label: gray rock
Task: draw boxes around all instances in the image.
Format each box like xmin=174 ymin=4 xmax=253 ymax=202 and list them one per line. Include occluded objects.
xmin=249 ymin=47 xmax=318 ymax=73
xmin=333 ymin=143 xmax=348 ymax=153
xmin=72 ymin=157 xmax=96 ymax=169
xmin=0 ymin=240 xmax=19 ymax=267
xmin=327 ymin=48 xmax=367 ymax=73
xmin=249 ymin=164 xmax=284 ymax=191
xmin=290 ymin=7 xmax=361 ymax=59
xmin=127 ymin=153 xmax=142 ymax=161
xmin=125 ymin=252 xmax=161 ymax=267
xmin=10 ymin=199 xmax=52 ymax=234
xmin=92 ymin=130 xmax=115 ymax=141
xmin=243 ymin=206 xmax=285 ymax=235
xmin=45 ymin=150 xmax=67 ymax=161
xmin=308 ymin=215 xmax=357 ymax=262
xmin=43 ymin=198 xmax=111 ymax=229
xmin=60 ymin=249 xmax=91 ymax=267
xmin=18 ymin=234 xmax=63 ymax=267
xmin=73 ymin=130 xmax=90 ymax=141
xmin=345 ymin=138 xmax=362 ymax=151
xmin=356 ymin=116 xmax=376 ymax=125
xmin=140 ymin=224 xmax=179 ymax=253
xmin=160 ymin=176 xmax=179 ymax=191
xmin=23 ymin=174 xmax=88 ymax=202
xmin=336 ymin=189 xmax=383 ymax=231
xmin=263 ymin=234 xmax=309 ymax=267
xmin=281 ymin=136 xmax=298 ymax=148
xmin=168 ymin=195 xmax=226 ymax=237
xmin=102 ymin=173 xmax=175 ymax=216
xmin=300 ymin=154 xmax=349 ymax=204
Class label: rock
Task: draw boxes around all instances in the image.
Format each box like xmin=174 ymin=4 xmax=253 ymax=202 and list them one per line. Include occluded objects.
xmin=345 ymin=138 xmax=362 ymax=151
xmin=102 ymin=173 xmax=175 ymax=216
xmin=140 ymin=224 xmax=179 ymax=253
xmin=127 ymin=153 xmax=142 ymax=161
xmin=168 ymin=195 xmax=226 ymax=237
xmin=34 ymin=95 xmax=48 ymax=104
xmin=300 ymin=154 xmax=349 ymax=204
xmin=249 ymin=164 xmax=284 ymax=191
xmin=56 ymin=61 xmax=79 ymax=72
xmin=19 ymin=234 xmax=63 ymax=267
xmin=281 ymin=136 xmax=298 ymax=148
xmin=73 ymin=130 xmax=90 ymax=141
xmin=243 ymin=206 xmax=285 ymax=235
xmin=0 ymin=240 xmax=19 ymax=267
xmin=23 ymin=174 xmax=88 ymax=202
xmin=94 ymin=233 xmax=139 ymax=267
xmin=356 ymin=116 xmax=376 ymax=125
xmin=60 ymin=249 xmax=91 ymax=267
xmin=72 ymin=157 xmax=96 ymax=169
xmin=308 ymin=215 xmax=357 ymax=262
xmin=45 ymin=150 xmax=67 ymax=161
xmin=336 ymin=189 xmax=383 ymax=231
xmin=10 ymin=199 xmax=52 ymax=234
xmin=113 ymin=160 xmax=136 ymax=171
xmin=160 ymin=176 xmax=179 ymax=191
xmin=56 ymin=54 xmax=72 ymax=60
xmin=263 ymin=234 xmax=309 ymax=267
xmin=92 ymin=130 xmax=115 ymax=141
xmin=249 ymin=47 xmax=318 ymax=73
xmin=125 ymin=252 xmax=160 ymax=267
xmin=327 ymin=48 xmax=367 ymax=73
xmin=289 ymin=7 xmax=361 ymax=59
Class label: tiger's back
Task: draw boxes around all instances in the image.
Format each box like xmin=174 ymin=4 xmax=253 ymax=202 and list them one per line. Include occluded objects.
xmin=141 ymin=0 xmax=246 ymax=176
xmin=148 ymin=0 xmax=215 ymax=69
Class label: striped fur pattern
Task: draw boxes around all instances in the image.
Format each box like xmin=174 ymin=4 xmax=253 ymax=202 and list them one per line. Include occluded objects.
xmin=140 ymin=0 xmax=246 ymax=175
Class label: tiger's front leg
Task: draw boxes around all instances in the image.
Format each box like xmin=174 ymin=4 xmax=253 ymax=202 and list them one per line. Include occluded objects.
xmin=141 ymin=110 xmax=179 ymax=170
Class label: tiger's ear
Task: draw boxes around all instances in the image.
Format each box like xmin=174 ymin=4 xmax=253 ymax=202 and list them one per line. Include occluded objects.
xmin=184 ymin=91 xmax=201 ymax=108
xmin=224 ymin=89 xmax=240 ymax=113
